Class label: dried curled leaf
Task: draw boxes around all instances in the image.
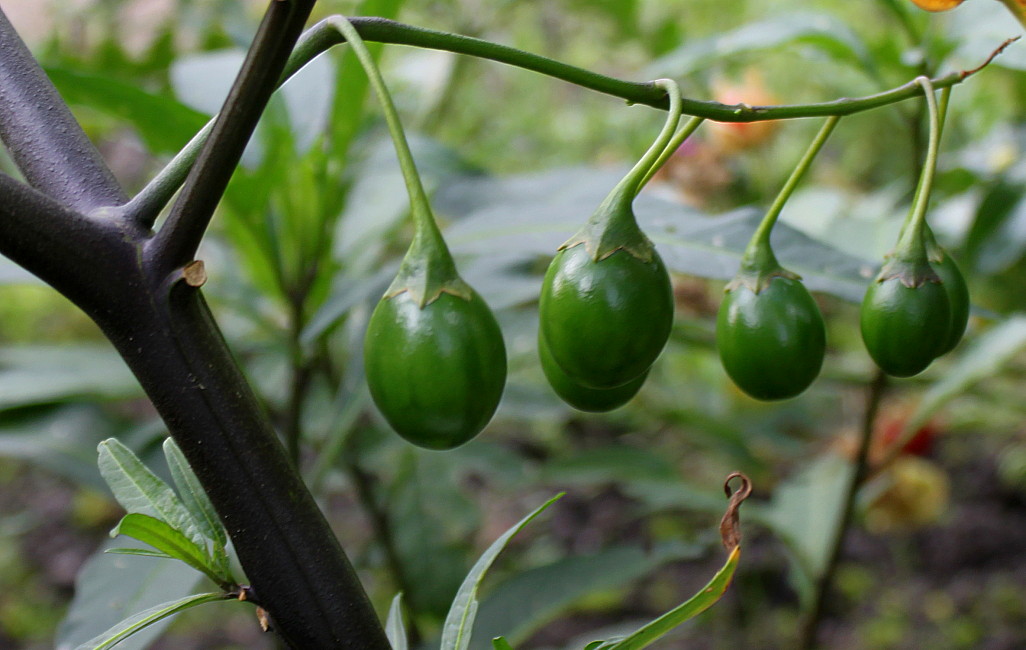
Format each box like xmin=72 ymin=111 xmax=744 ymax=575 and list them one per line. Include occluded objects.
xmin=719 ymin=472 xmax=752 ymax=551
xmin=908 ymin=0 xmax=965 ymax=11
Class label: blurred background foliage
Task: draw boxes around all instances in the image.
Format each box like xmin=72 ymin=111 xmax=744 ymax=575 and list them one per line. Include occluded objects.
xmin=3 ymin=0 xmax=1026 ymax=648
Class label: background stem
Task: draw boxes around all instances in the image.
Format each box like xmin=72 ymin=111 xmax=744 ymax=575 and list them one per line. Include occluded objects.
xmin=799 ymin=370 xmax=888 ymax=649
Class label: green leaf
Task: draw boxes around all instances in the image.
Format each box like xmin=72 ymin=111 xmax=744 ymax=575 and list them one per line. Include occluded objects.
xmin=583 ymin=547 xmax=741 ymax=650
xmin=97 ymin=439 xmax=207 ymax=553
xmin=0 ymin=346 xmax=142 ymax=409
xmin=56 ymin=539 xmax=204 ymax=650
xmin=104 ymin=548 xmax=175 ymax=560
xmin=904 ymin=315 xmax=1026 ymax=434
xmin=44 ymin=67 xmax=208 ymax=154
xmin=470 ymin=543 xmax=701 ymax=649
xmin=110 ymin=514 xmax=226 ymax=586
xmin=440 ymin=494 xmax=564 ymax=650
xmin=163 ymin=438 xmax=227 ymax=549
xmin=0 ymin=406 xmax=112 ymax=489
xmin=492 ymin=638 xmax=515 ymax=650
xmin=752 ymin=454 xmax=852 ymax=605
xmin=73 ymin=592 xmax=227 ymax=650
xmin=646 ymin=12 xmax=872 ymax=78
xmin=385 ymin=593 xmax=408 ymax=650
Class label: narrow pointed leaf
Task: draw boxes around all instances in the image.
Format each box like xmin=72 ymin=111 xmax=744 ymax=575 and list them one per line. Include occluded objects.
xmin=163 ymin=438 xmax=227 ymax=548
xmin=492 ymin=638 xmax=515 ymax=650
xmin=73 ymin=592 xmax=226 ymax=650
xmin=97 ymin=439 xmax=206 ymax=551
xmin=440 ymin=494 xmax=563 ymax=650
xmin=586 ymin=547 xmax=741 ymax=650
xmin=111 ymin=513 xmax=225 ymax=586
xmin=104 ymin=547 xmax=175 ymax=560
xmin=386 ymin=593 xmax=408 ymax=650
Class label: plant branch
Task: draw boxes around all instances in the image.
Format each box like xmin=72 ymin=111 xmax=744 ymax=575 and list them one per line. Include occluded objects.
xmin=145 ymin=0 xmax=318 ymax=278
xmin=0 ymin=7 xmax=126 ymax=211
xmin=127 ymin=17 xmax=1003 ymax=226
xmin=799 ymin=370 xmax=888 ymax=649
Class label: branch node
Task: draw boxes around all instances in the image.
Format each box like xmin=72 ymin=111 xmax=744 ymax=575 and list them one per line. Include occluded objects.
xmin=183 ymin=260 xmax=207 ymax=287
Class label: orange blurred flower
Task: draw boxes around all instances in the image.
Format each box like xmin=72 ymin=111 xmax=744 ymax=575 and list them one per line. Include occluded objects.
xmin=908 ymin=0 xmax=965 ymax=11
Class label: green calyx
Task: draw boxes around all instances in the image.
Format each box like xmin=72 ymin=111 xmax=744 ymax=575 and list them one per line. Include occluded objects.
xmin=561 ymin=78 xmax=684 ymax=264
xmin=559 ymin=187 xmax=657 ymax=263
xmin=384 ymin=222 xmax=473 ymax=307
xmin=727 ymin=239 xmax=801 ymax=294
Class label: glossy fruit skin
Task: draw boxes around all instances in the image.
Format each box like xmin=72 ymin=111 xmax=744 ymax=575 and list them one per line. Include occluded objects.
xmin=716 ymin=276 xmax=825 ymax=401
xmin=539 ymin=244 xmax=673 ymax=389
xmin=860 ymin=278 xmax=950 ymax=378
xmin=538 ymin=331 xmax=647 ymax=412
xmin=363 ymin=289 xmax=506 ymax=450
xmin=932 ymin=255 xmax=970 ymax=356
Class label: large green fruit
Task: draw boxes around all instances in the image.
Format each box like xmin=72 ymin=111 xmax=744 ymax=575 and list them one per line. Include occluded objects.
xmin=538 ymin=331 xmax=647 ymax=412
xmin=860 ymin=278 xmax=950 ymax=378
xmin=932 ymin=254 xmax=970 ymax=356
xmin=716 ymin=276 xmax=825 ymax=401
xmin=363 ymin=289 xmax=506 ymax=450
xmin=538 ymin=244 xmax=673 ymax=389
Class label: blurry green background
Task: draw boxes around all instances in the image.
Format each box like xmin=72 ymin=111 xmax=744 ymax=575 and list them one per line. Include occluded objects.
xmin=3 ymin=0 xmax=1026 ymax=648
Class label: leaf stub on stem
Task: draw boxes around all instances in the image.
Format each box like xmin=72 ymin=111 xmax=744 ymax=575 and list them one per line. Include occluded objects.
xmin=720 ymin=472 xmax=752 ymax=551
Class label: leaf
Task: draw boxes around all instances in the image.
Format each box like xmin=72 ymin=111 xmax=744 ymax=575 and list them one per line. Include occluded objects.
xmin=97 ymin=438 xmax=207 ymax=553
xmin=440 ymin=494 xmax=564 ymax=650
xmin=73 ymin=592 xmax=227 ymax=650
xmin=470 ymin=543 xmax=701 ymax=649
xmin=492 ymin=638 xmax=515 ymax=650
xmin=646 ymin=12 xmax=872 ymax=78
xmin=385 ymin=593 xmax=408 ymax=650
xmin=163 ymin=438 xmax=227 ymax=549
xmin=904 ymin=315 xmax=1026 ymax=433
xmin=584 ymin=547 xmax=741 ymax=649
xmin=56 ymin=539 xmax=204 ymax=650
xmin=105 ymin=548 xmax=175 ymax=560
xmin=0 ymin=345 xmax=142 ymax=409
xmin=752 ymin=454 xmax=852 ymax=605
xmin=44 ymin=66 xmax=208 ymax=154
xmin=110 ymin=513 xmax=226 ymax=586
xmin=0 ymin=406 xmax=111 ymax=489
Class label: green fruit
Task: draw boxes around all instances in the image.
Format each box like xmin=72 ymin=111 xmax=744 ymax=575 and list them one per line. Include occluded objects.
xmin=716 ymin=276 xmax=825 ymax=401
xmin=538 ymin=331 xmax=647 ymax=412
xmin=860 ymin=277 xmax=950 ymax=378
xmin=932 ymin=254 xmax=969 ymax=356
xmin=538 ymin=243 xmax=673 ymax=389
xmin=363 ymin=289 xmax=506 ymax=450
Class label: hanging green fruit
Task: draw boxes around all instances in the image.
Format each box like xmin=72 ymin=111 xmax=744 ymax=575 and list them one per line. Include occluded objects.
xmin=538 ymin=330 xmax=647 ymax=413
xmin=716 ymin=116 xmax=837 ymax=401
xmin=539 ymin=80 xmax=690 ymax=390
xmin=335 ymin=17 xmax=506 ymax=449
xmin=861 ymin=78 xmax=953 ymax=378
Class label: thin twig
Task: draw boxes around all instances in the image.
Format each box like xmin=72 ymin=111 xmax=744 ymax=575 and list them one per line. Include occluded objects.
xmin=799 ymin=370 xmax=888 ymax=649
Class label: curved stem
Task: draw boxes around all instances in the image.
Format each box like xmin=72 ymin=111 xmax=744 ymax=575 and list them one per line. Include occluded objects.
xmin=327 ymin=16 xmax=436 ymax=241
xmin=124 ymin=17 xmax=995 ymax=227
xmin=638 ymin=115 xmax=705 ymax=191
xmin=617 ymin=78 xmax=682 ymax=198
xmin=893 ymin=78 xmax=943 ymax=264
xmin=743 ymin=116 xmax=840 ymax=265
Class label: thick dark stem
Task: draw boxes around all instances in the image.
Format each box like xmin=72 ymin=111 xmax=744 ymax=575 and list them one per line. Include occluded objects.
xmin=147 ymin=0 xmax=317 ymax=276
xmin=799 ymin=370 xmax=888 ymax=649
xmin=92 ymin=274 xmax=389 ymax=649
xmin=0 ymin=7 xmax=126 ymax=211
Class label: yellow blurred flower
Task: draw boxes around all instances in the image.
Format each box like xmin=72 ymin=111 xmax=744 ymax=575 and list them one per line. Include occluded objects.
xmin=909 ymin=0 xmax=966 ymax=11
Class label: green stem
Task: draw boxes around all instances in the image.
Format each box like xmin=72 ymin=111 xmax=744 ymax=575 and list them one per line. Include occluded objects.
xmin=742 ymin=115 xmax=840 ymax=268
xmin=637 ymin=116 xmax=705 ymax=191
xmin=895 ymin=77 xmax=942 ymax=254
xmin=615 ymin=79 xmax=682 ymax=199
xmin=328 ymin=16 xmax=436 ymax=242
